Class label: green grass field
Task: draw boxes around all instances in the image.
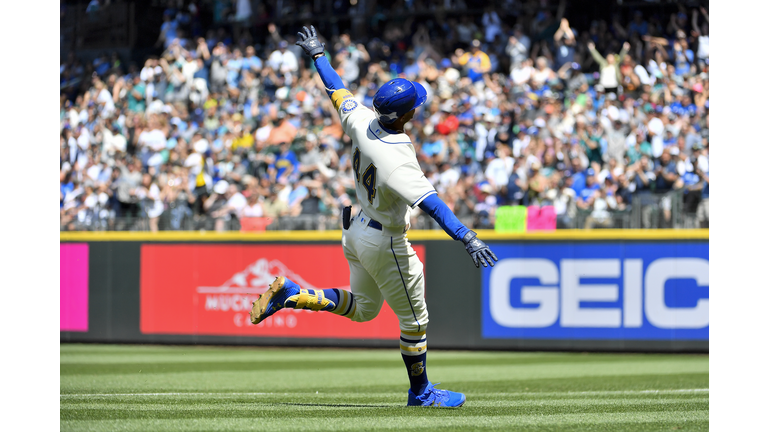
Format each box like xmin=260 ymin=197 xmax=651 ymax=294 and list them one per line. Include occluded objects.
xmin=61 ymin=344 xmax=708 ymax=431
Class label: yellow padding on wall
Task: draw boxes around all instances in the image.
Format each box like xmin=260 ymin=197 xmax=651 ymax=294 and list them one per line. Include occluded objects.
xmin=60 ymin=229 xmax=709 ymax=242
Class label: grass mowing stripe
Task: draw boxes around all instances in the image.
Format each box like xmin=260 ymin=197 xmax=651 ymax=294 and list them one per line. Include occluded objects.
xmin=60 ymin=389 xmax=708 ymax=398
xmin=60 ymin=346 xmax=706 ymax=365
xmin=60 ymin=407 xmax=709 ymax=422
xmin=59 ymin=393 xmax=707 ymax=412
xmin=65 ymin=355 xmax=690 ymax=374
xmin=61 ymin=411 xmax=708 ymax=432
xmin=59 ymin=351 xmax=702 ymax=361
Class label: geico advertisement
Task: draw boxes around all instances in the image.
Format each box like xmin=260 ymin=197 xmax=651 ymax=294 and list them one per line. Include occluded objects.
xmin=140 ymin=244 xmax=422 ymax=339
xmin=482 ymin=243 xmax=709 ymax=340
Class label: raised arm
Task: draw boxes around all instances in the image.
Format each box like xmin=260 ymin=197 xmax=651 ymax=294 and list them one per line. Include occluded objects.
xmin=554 ymin=19 xmax=567 ymax=42
xmin=557 ymin=61 xmax=572 ymax=79
xmin=643 ymin=35 xmax=669 ymax=46
xmin=295 ymin=25 xmax=346 ymax=97
xmin=612 ymin=16 xmax=628 ymax=39
xmin=587 ymin=42 xmax=607 ymax=68
xmin=700 ymin=7 xmax=709 ymax=23
xmin=267 ymin=23 xmax=282 ymax=47
xmin=196 ymin=38 xmax=211 ymax=61
xmin=617 ymin=42 xmax=630 ymax=64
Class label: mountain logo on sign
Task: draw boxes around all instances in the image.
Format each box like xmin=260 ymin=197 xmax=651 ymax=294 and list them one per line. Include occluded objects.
xmin=196 ymin=258 xmax=348 ymax=294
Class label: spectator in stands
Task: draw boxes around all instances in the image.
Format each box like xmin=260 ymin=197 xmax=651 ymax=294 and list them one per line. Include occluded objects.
xmin=266 ymin=111 xmax=297 ymax=145
xmin=336 ymin=34 xmax=370 ymax=84
xmin=231 ymin=122 xmax=254 ymax=150
xmin=587 ymin=41 xmax=630 ymax=94
xmin=552 ymin=174 xmax=577 ymax=228
xmin=185 ymin=134 xmax=212 ymax=218
xmin=583 ymin=188 xmax=616 ymax=229
xmin=269 ymin=141 xmax=299 ymax=184
xmin=243 ymin=45 xmax=263 ymax=73
xmin=267 ymin=41 xmax=298 ymax=78
xmin=160 ymin=170 xmax=193 ymax=230
xmin=138 ymin=173 xmax=164 ymax=232
xmin=576 ymin=168 xmax=600 ymax=210
xmin=156 ymin=10 xmax=179 ymax=49
xmin=553 ymin=19 xmax=577 ymax=69
xmin=506 ymin=24 xmax=530 ymax=72
xmin=455 ymin=15 xmax=479 ymax=46
xmin=615 ymin=172 xmax=634 ymax=210
xmin=225 ymin=48 xmax=244 ymax=90
xmin=125 ymin=75 xmax=147 ymax=113
xmin=652 ymin=148 xmax=680 ymax=227
xmin=481 ymin=8 xmax=502 ymax=43
xmin=115 ymin=158 xmax=143 ymax=229
xmin=692 ymin=8 xmax=709 ymax=67
xmin=526 ymin=160 xmax=549 ymax=205
xmin=628 ymin=11 xmax=648 ymax=37
xmin=241 ymin=191 xmax=265 ymax=218
xmin=457 ymin=40 xmax=491 ymax=83
xmin=484 ymin=144 xmax=513 ymax=194
xmin=262 ymin=183 xmax=289 ymax=220
xmin=299 ymin=134 xmax=335 ymax=181
xmin=208 ymin=182 xmax=247 ymax=232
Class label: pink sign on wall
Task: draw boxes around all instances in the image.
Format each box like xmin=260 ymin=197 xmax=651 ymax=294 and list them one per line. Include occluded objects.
xmin=60 ymin=243 xmax=89 ymax=332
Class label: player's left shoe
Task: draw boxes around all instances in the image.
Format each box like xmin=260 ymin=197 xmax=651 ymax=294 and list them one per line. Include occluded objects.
xmin=407 ymin=382 xmax=466 ymax=408
xmin=250 ymin=276 xmax=337 ymax=324
xmin=250 ymin=276 xmax=301 ymax=324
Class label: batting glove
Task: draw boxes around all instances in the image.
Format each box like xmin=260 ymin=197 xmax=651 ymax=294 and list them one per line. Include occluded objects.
xmin=462 ymin=230 xmax=499 ymax=268
xmin=295 ymin=25 xmax=325 ymax=58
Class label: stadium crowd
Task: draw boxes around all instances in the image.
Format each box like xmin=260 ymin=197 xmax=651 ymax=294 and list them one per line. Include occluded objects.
xmin=59 ymin=1 xmax=709 ymax=232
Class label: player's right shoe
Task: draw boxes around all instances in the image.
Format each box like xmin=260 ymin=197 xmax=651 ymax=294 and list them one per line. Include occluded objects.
xmin=407 ymin=382 xmax=466 ymax=408
xmin=249 ymin=276 xmax=301 ymax=325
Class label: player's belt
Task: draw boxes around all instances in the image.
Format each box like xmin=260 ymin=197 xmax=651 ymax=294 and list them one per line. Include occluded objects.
xmin=367 ymin=219 xmax=383 ymax=230
xmin=356 ymin=210 xmax=408 ymax=234
xmin=356 ymin=210 xmax=384 ymax=230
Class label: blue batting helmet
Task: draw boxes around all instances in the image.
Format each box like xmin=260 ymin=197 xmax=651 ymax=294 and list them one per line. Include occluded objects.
xmin=372 ymin=78 xmax=428 ymax=125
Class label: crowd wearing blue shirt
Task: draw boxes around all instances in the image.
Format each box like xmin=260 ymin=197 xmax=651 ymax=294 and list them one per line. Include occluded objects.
xmin=59 ymin=1 xmax=710 ymax=231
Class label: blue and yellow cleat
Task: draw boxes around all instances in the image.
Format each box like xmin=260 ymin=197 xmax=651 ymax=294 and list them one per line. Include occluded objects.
xmin=249 ymin=276 xmax=301 ymax=325
xmin=407 ymin=382 xmax=466 ymax=408
xmin=250 ymin=276 xmax=336 ymax=324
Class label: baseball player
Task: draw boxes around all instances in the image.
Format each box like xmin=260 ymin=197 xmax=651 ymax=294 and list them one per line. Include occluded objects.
xmin=250 ymin=26 xmax=498 ymax=408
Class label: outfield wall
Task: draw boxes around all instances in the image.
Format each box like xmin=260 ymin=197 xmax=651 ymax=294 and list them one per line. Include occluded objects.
xmin=60 ymin=230 xmax=709 ymax=352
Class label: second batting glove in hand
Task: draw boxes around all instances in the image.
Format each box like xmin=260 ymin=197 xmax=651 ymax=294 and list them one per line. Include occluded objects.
xmin=295 ymin=25 xmax=325 ymax=58
xmin=462 ymin=231 xmax=499 ymax=268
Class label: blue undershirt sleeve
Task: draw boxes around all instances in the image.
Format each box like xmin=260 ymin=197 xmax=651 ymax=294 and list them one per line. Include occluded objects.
xmin=418 ymin=194 xmax=471 ymax=241
xmin=313 ymin=55 xmax=346 ymax=97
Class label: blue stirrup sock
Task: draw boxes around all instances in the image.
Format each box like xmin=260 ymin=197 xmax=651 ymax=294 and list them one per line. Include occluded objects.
xmin=400 ymin=330 xmax=429 ymax=395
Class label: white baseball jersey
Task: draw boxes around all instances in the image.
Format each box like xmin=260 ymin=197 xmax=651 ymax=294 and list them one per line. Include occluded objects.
xmin=331 ymin=89 xmax=436 ymax=228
